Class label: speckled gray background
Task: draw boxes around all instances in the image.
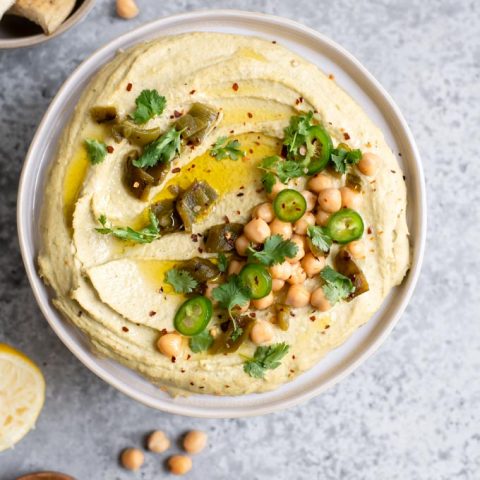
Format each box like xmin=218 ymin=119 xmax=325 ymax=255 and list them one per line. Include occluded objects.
xmin=1 ymin=0 xmax=479 ymax=479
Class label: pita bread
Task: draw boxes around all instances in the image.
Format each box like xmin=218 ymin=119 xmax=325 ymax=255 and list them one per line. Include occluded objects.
xmin=8 ymin=0 xmax=76 ymax=35
xmin=0 ymin=0 xmax=15 ymax=20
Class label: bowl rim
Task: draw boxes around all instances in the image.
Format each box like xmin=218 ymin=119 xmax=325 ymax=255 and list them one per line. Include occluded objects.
xmin=0 ymin=0 xmax=95 ymax=49
xmin=17 ymin=9 xmax=427 ymax=418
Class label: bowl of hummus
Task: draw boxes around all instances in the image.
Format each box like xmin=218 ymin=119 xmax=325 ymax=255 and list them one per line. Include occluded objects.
xmin=18 ymin=11 xmax=426 ymax=417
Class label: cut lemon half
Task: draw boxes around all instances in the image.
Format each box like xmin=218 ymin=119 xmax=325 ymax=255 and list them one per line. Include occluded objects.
xmin=0 ymin=343 xmax=46 ymax=451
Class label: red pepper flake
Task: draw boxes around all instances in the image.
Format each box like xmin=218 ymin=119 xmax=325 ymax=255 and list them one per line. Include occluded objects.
xmin=309 ymin=316 xmax=316 ymax=322
xmin=399 ymin=152 xmax=402 ymax=157
xmin=391 ymin=170 xmax=396 ymax=174
xmin=106 ymin=146 xmax=114 ymax=154
xmin=272 ymin=40 xmax=277 ymax=44
xmin=171 ymin=167 xmax=181 ymax=173
xmin=247 ymin=112 xmax=253 ymax=118
xmin=249 ymin=148 xmax=254 ymax=154
xmin=191 ymin=234 xmax=198 ymax=242
xmin=255 ymin=188 xmax=264 ymax=193
xmin=189 ymin=89 xmax=196 ymax=95
xmin=237 ymin=192 xmax=244 ymax=197
xmin=122 ymin=326 xmax=129 ymax=332
xmin=236 ymin=210 xmax=241 ymax=215
xmin=171 ymin=356 xmax=176 ymax=363
xmin=328 ymin=74 xmax=335 ymax=80
xmin=149 ymin=311 xmax=156 ymax=317
xmin=126 ymin=82 xmax=133 ymax=91
xmin=198 ymin=247 xmax=203 ymax=253
xmin=292 ymin=355 xmax=296 ymax=359
xmin=295 ymin=96 xmax=304 ymax=105
xmin=180 ymin=368 xmax=186 ymax=373
xmin=190 ymin=381 xmax=194 ymax=386
xmin=169 ymin=115 xmax=174 ymax=119
xmin=160 ymin=328 xmax=168 ymax=335
xmin=199 ymin=386 xmax=205 ymax=389
xmin=367 ymin=227 xmax=373 ymax=234
xmin=232 ymin=82 xmax=239 ymax=91
xmin=249 ymin=312 xmax=257 ymax=318
xmin=187 ymin=354 xmax=191 ymax=360
xmin=230 ymin=130 xmax=235 ymax=134
xmin=343 ymin=132 xmax=351 ymax=140
xmin=240 ymin=185 xmax=245 ymax=190
xmin=173 ymin=110 xmax=182 ymax=118
xmin=224 ymin=215 xmax=230 ymax=224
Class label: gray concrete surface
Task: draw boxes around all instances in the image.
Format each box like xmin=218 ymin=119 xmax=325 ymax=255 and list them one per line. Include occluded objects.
xmin=1 ymin=0 xmax=479 ymax=478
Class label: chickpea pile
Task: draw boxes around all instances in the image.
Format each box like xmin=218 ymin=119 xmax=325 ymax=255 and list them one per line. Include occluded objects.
xmin=232 ymin=152 xmax=378 ymax=342
xmin=120 ymin=429 xmax=208 ymax=475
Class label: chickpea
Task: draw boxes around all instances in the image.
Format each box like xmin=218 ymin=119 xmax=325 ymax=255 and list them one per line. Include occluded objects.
xmin=204 ymin=282 xmax=216 ymax=302
xmin=340 ymin=187 xmax=362 ymax=210
xmin=315 ymin=209 xmax=330 ymax=226
xmin=250 ymin=320 xmax=274 ymax=345
xmin=347 ymin=240 xmax=366 ymax=259
xmin=157 ymin=333 xmax=183 ymax=358
xmin=269 ymin=181 xmax=288 ymax=199
xmin=307 ymin=173 xmax=333 ymax=193
xmin=252 ymin=292 xmax=274 ymax=310
xmin=244 ymin=218 xmax=271 ymax=244
xmin=252 ymin=202 xmax=274 ymax=223
xmin=147 ymin=430 xmax=170 ymax=453
xmin=116 ymin=0 xmax=139 ymax=19
xmin=272 ymin=278 xmax=285 ymax=292
xmin=310 ymin=288 xmax=332 ymax=311
xmin=358 ymin=152 xmax=380 ymax=176
xmin=293 ymin=212 xmax=316 ymax=235
xmin=235 ymin=235 xmax=251 ymax=256
xmin=287 ymin=263 xmax=307 ymax=285
xmin=300 ymin=190 xmax=317 ymax=212
xmin=301 ymin=253 xmax=326 ymax=277
xmin=285 ymin=285 xmax=310 ymax=307
xmin=269 ymin=218 xmax=293 ymax=239
xmin=269 ymin=261 xmax=292 ymax=281
xmin=288 ymin=235 xmax=306 ymax=263
xmin=228 ymin=259 xmax=245 ymax=276
xmin=318 ymin=188 xmax=342 ymax=213
xmin=168 ymin=455 xmax=192 ymax=475
xmin=183 ymin=430 xmax=208 ymax=454
xmin=121 ymin=448 xmax=144 ymax=471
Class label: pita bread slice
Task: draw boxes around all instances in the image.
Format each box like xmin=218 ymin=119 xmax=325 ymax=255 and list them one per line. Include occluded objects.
xmin=8 ymin=0 xmax=76 ymax=35
xmin=0 ymin=0 xmax=15 ymax=20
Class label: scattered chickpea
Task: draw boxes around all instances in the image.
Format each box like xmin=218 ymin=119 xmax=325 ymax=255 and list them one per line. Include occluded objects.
xmin=287 ymin=263 xmax=307 ymax=285
xmin=307 ymin=173 xmax=333 ymax=193
xmin=244 ymin=218 xmax=271 ymax=243
xmin=347 ymin=240 xmax=366 ymax=259
xmin=315 ymin=209 xmax=330 ymax=226
xmin=285 ymin=285 xmax=311 ymax=307
xmin=235 ymin=235 xmax=251 ymax=256
xmin=250 ymin=320 xmax=274 ymax=344
xmin=272 ymin=278 xmax=285 ymax=292
xmin=293 ymin=212 xmax=315 ymax=235
xmin=310 ymin=288 xmax=332 ymax=311
xmin=301 ymin=253 xmax=326 ymax=277
xmin=252 ymin=292 xmax=274 ymax=310
xmin=301 ymin=190 xmax=317 ymax=212
xmin=340 ymin=187 xmax=363 ymax=210
xmin=288 ymin=235 xmax=306 ymax=263
xmin=228 ymin=259 xmax=245 ymax=276
xmin=269 ymin=218 xmax=293 ymax=239
xmin=120 ymin=448 xmax=144 ymax=471
xmin=269 ymin=261 xmax=292 ymax=280
xmin=204 ymin=282 xmax=216 ymax=301
xmin=183 ymin=430 xmax=208 ymax=454
xmin=318 ymin=188 xmax=342 ymax=213
xmin=168 ymin=455 xmax=192 ymax=475
xmin=358 ymin=152 xmax=379 ymax=176
xmin=116 ymin=0 xmax=139 ymax=19
xmin=147 ymin=430 xmax=170 ymax=453
xmin=269 ymin=181 xmax=288 ymax=199
xmin=157 ymin=333 xmax=183 ymax=358
xmin=252 ymin=202 xmax=275 ymax=223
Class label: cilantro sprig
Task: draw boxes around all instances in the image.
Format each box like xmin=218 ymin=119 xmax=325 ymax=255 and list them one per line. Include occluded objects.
xmin=189 ymin=329 xmax=214 ymax=353
xmin=320 ymin=266 xmax=355 ymax=304
xmin=133 ymin=127 xmax=182 ymax=169
xmin=132 ymin=89 xmax=166 ymax=124
xmin=243 ymin=342 xmax=290 ymax=378
xmin=259 ymin=156 xmax=306 ymax=192
xmin=330 ymin=146 xmax=362 ymax=174
xmin=247 ymin=235 xmax=298 ymax=267
xmin=95 ymin=210 xmax=160 ymax=244
xmin=210 ymin=137 xmax=245 ymax=161
xmin=283 ymin=111 xmax=316 ymax=160
xmin=85 ymin=139 xmax=107 ymax=165
xmin=164 ymin=269 xmax=198 ymax=294
xmin=307 ymin=225 xmax=332 ymax=254
xmin=217 ymin=253 xmax=228 ymax=273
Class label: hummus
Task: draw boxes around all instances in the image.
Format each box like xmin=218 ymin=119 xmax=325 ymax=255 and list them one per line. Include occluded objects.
xmin=38 ymin=33 xmax=410 ymax=396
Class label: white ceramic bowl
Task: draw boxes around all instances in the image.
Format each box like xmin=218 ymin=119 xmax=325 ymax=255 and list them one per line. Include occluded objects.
xmin=17 ymin=10 xmax=426 ymax=418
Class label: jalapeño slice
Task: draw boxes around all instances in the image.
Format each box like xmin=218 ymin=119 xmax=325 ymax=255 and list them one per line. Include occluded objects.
xmin=174 ymin=296 xmax=213 ymax=336
xmin=327 ymin=208 xmax=364 ymax=244
xmin=273 ymin=189 xmax=307 ymax=222
xmin=305 ymin=125 xmax=333 ymax=174
xmin=239 ymin=264 xmax=272 ymax=300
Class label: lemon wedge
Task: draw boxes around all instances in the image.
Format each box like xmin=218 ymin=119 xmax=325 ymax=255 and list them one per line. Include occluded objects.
xmin=0 ymin=343 xmax=46 ymax=451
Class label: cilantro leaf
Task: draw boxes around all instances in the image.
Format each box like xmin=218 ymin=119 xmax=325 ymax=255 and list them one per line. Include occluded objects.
xmin=133 ymin=127 xmax=182 ymax=168
xmin=248 ymin=235 xmax=298 ymax=266
xmin=283 ymin=111 xmax=315 ymax=159
xmin=330 ymin=147 xmax=362 ymax=174
xmin=243 ymin=342 xmax=290 ymax=379
xmin=212 ymin=275 xmax=251 ymax=317
xmin=164 ymin=269 xmax=198 ymax=294
xmin=95 ymin=210 xmax=161 ymax=244
xmin=261 ymin=172 xmax=276 ymax=193
xmin=217 ymin=253 xmax=228 ymax=273
xmin=307 ymin=225 xmax=332 ymax=254
xmin=230 ymin=326 xmax=244 ymax=342
xmin=85 ymin=139 xmax=107 ymax=165
xmin=132 ymin=89 xmax=166 ymax=124
xmin=189 ymin=329 xmax=214 ymax=353
xmin=259 ymin=156 xmax=305 ymax=185
xmin=210 ymin=137 xmax=245 ymax=161
xmin=320 ymin=266 xmax=355 ymax=304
